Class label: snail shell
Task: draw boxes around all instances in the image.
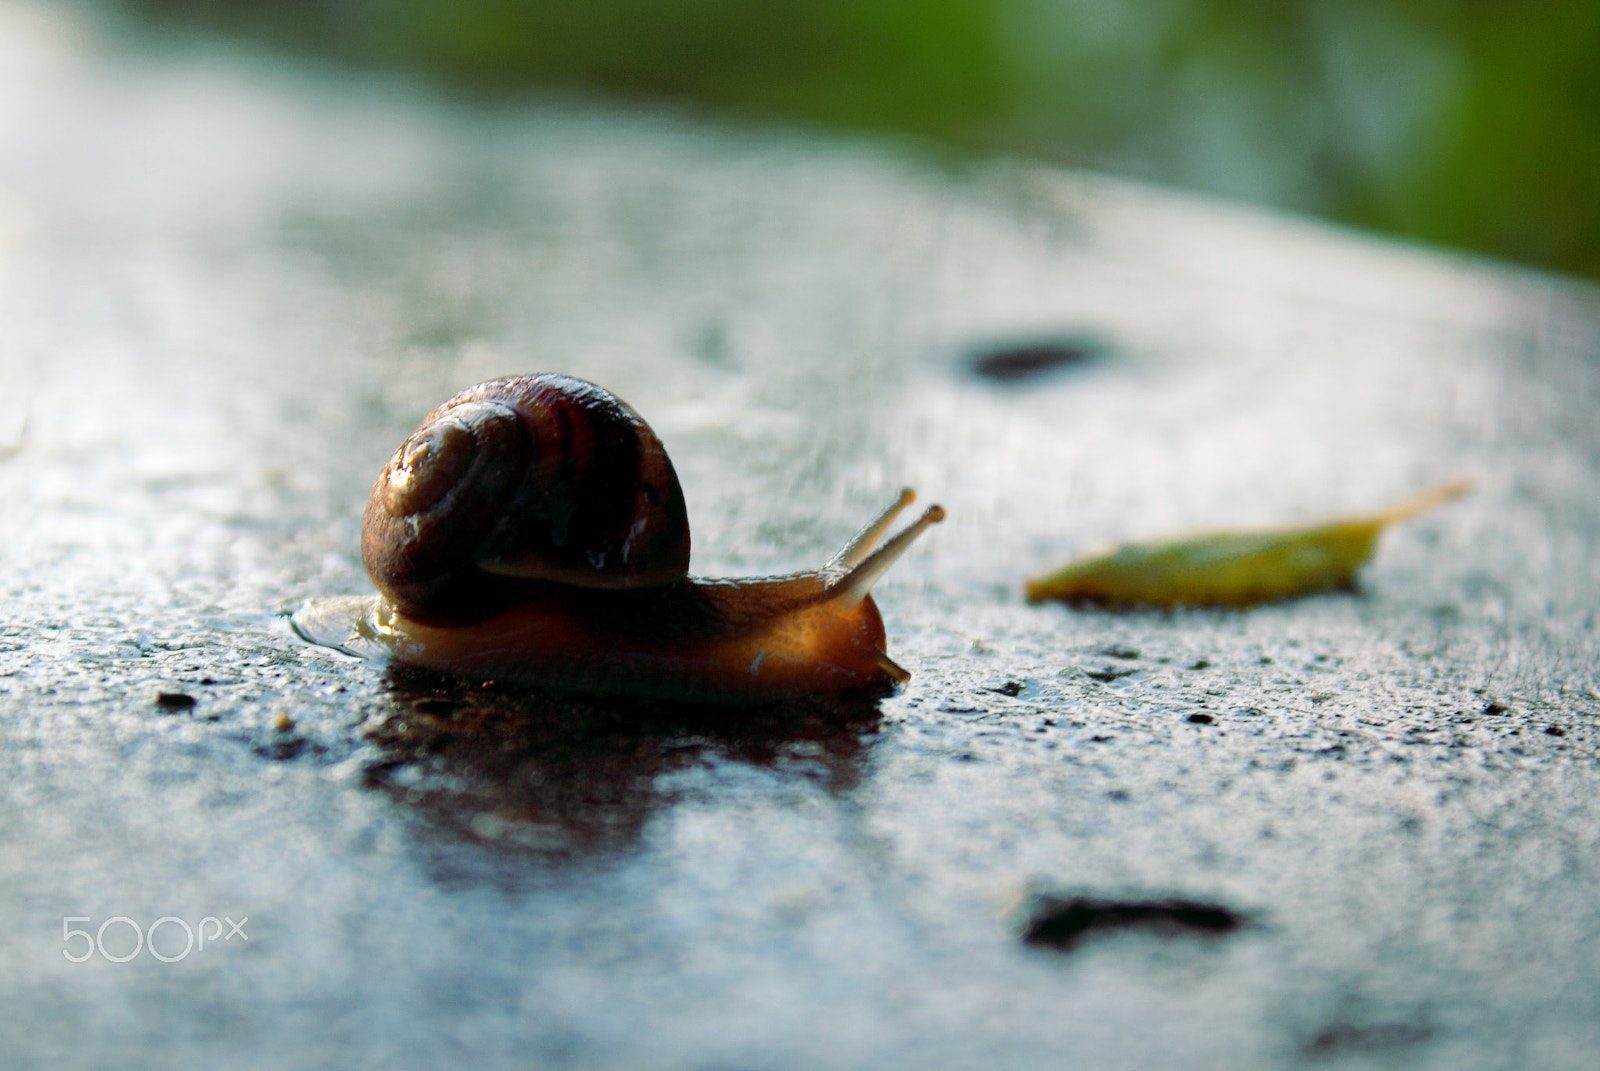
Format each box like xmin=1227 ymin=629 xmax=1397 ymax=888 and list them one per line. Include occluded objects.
xmin=363 ymin=374 xmax=690 ymax=622
xmin=297 ymin=374 xmax=943 ymax=704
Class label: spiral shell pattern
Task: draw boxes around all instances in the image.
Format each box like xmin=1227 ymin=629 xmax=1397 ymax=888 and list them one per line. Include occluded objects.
xmin=362 ymin=374 xmax=691 ymax=622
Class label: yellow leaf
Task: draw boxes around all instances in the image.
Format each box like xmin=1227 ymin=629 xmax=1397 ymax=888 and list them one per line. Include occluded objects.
xmin=1024 ymin=479 xmax=1471 ymax=608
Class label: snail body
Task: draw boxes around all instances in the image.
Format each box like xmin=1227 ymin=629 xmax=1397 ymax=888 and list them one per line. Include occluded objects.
xmin=301 ymin=374 xmax=942 ymax=704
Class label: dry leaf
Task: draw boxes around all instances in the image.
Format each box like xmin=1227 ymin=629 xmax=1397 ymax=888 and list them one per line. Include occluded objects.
xmin=1025 ymin=479 xmax=1471 ymax=608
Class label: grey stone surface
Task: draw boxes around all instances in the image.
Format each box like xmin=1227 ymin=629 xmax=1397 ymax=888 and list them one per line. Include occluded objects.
xmin=3 ymin=3 xmax=1600 ymax=1068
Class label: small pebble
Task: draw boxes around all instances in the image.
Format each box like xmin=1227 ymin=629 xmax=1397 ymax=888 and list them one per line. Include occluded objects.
xmin=274 ymin=713 xmax=296 ymax=733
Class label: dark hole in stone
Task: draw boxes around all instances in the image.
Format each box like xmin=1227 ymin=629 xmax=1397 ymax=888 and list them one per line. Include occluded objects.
xmin=1189 ymin=659 xmax=1212 ymax=670
xmin=991 ymin=680 xmax=1024 ymax=697
xmin=1482 ymin=701 xmax=1510 ymax=715
xmin=968 ymin=335 xmax=1107 ymax=383
xmin=1188 ymin=713 xmax=1214 ymax=724
xmin=1021 ymin=895 xmax=1249 ymax=951
xmin=1099 ymin=645 xmax=1140 ymax=660
xmin=1546 ymin=725 xmax=1566 ymax=736
xmin=156 ymin=692 xmax=196 ymax=711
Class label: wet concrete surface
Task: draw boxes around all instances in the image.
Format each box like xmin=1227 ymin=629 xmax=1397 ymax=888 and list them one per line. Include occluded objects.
xmin=3 ymin=4 xmax=1600 ymax=1068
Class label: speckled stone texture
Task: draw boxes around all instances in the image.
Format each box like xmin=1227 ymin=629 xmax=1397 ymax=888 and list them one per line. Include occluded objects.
xmin=2 ymin=4 xmax=1599 ymax=1068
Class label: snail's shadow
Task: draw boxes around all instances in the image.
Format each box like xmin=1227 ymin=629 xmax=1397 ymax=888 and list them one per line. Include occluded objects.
xmin=362 ymin=665 xmax=888 ymax=863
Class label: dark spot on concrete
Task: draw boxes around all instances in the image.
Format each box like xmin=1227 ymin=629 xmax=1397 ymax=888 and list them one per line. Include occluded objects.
xmin=1187 ymin=713 xmax=1214 ymax=725
xmin=1189 ymin=659 xmax=1211 ymax=670
xmin=1089 ymin=734 xmax=1114 ymax=743
xmin=968 ymin=335 xmax=1107 ymax=383
xmin=199 ymin=677 xmax=217 ymax=685
xmin=1259 ymin=656 xmax=1274 ymax=664
xmin=1020 ymin=894 xmax=1249 ymax=951
xmin=156 ymin=692 xmax=196 ymax=711
xmin=1546 ymin=725 xmax=1566 ymax=736
xmin=1083 ymin=667 xmax=1136 ymax=683
xmin=1482 ymin=701 xmax=1510 ymax=715
xmin=690 ymin=320 xmax=731 ymax=366
xmin=1302 ymin=1020 xmax=1435 ymax=1057
xmin=1106 ymin=789 xmax=1130 ymax=801
xmin=991 ymin=680 xmax=1024 ymax=697
xmin=1099 ymin=645 xmax=1140 ymax=660
xmin=360 ymin=758 xmax=412 ymax=788
xmin=255 ymin=737 xmax=311 ymax=761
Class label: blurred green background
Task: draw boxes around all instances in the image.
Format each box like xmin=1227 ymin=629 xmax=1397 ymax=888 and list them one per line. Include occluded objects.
xmin=116 ymin=0 xmax=1600 ymax=280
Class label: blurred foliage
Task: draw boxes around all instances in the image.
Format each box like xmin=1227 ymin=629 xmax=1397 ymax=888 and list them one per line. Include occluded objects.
xmin=120 ymin=0 xmax=1600 ymax=280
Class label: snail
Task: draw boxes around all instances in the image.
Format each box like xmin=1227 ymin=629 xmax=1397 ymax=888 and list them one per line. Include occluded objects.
xmin=293 ymin=373 xmax=944 ymax=704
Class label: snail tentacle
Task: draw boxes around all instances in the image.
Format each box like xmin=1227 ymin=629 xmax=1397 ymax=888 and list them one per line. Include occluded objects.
xmin=826 ymin=487 xmax=917 ymax=572
xmin=826 ymin=504 xmax=946 ymax=607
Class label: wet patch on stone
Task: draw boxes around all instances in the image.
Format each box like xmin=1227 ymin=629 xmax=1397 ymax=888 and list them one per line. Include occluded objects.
xmin=354 ymin=666 xmax=888 ymax=856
